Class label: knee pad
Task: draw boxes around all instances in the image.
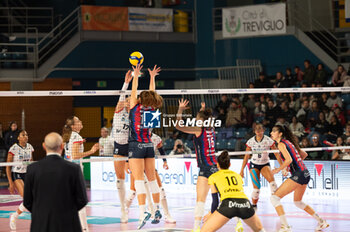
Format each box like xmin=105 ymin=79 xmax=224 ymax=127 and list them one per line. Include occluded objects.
xmin=135 ymin=180 xmax=147 ymax=195
xmin=269 ymin=181 xmax=278 ymax=194
xmin=251 ymin=189 xmax=260 ymax=200
xmin=19 ymin=203 xmax=27 ymax=212
xmin=194 ymin=201 xmax=205 ymax=218
xmin=149 ymin=180 xmax=160 ymax=194
xmin=294 ymin=201 xmax=307 ymax=210
xmin=270 ymin=195 xmax=281 ymax=207
xmin=116 ymin=179 xmax=125 ymax=189
xmin=160 ymin=187 xmax=166 ymax=200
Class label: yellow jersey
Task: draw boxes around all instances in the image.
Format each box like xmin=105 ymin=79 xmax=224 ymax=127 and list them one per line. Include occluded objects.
xmin=208 ymin=169 xmax=248 ymax=201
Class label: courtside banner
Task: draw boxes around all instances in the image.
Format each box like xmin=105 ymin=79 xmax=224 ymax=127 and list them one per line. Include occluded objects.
xmin=128 ymin=7 xmax=173 ymax=32
xmin=222 ymin=3 xmax=286 ymax=38
xmin=81 ymin=5 xmax=129 ymax=31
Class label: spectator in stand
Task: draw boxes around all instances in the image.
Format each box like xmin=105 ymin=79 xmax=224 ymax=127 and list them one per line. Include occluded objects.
xmin=288 ymin=93 xmax=300 ymax=112
xmin=168 ymin=139 xmax=192 ymax=156
xmin=254 ymin=72 xmax=270 ymax=88
xmin=300 ymin=137 xmax=311 ymax=149
xmin=307 ymin=101 xmax=319 ymax=122
xmin=232 ymin=95 xmax=242 ymax=108
xmin=303 ymin=60 xmax=316 ymax=85
xmin=289 ymin=116 xmax=304 ymax=139
xmin=253 ymin=101 xmax=265 ymax=123
xmin=215 ymin=95 xmax=231 ymax=114
xmin=341 ymin=123 xmax=350 ymax=142
xmin=296 ymin=100 xmax=309 ymax=124
xmin=265 ymin=100 xmax=279 ymax=128
xmin=275 ymin=116 xmax=289 ymax=128
xmin=294 ymin=66 xmax=304 ymax=85
xmin=226 ymin=101 xmax=242 ymax=128
xmin=325 ymin=92 xmax=343 ymax=109
xmin=239 ymin=106 xmax=253 ymax=128
xmin=332 ymin=65 xmax=347 ymax=87
xmin=285 ymin=68 xmax=296 ymax=86
xmin=99 ymin=127 xmax=113 ymax=156
xmin=334 ymin=107 xmax=346 ymax=126
xmin=243 ymin=94 xmax=256 ymax=112
xmin=273 ymin=72 xmax=288 ymax=88
xmin=280 ymin=101 xmax=295 ymax=122
xmin=308 ymin=133 xmax=327 ymax=160
xmin=331 ymin=137 xmax=350 ymax=160
xmin=319 ymin=93 xmax=328 ymax=108
xmin=4 ymin=121 xmax=19 ymax=151
xmin=216 ymin=108 xmax=226 ymax=127
xmin=275 ymin=93 xmax=288 ymax=106
xmin=314 ymin=112 xmax=329 ymax=135
xmin=326 ymin=115 xmax=343 ymax=143
xmin=0 ymin=122 xmax=5 ymax=150
xmin=315 ymin=63 xmax=328 ymax=86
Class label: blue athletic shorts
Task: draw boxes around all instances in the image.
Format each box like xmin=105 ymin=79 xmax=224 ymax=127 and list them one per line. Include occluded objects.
xmin=11 ymin=172 xmax=25 ymax=182
xmin=290 ymin=169 xmax=310 ymax=185
xmin=114 ymin=142 xmax=129 ymax=157
xmin=128 ymin=141 xmax=155 ymax=159
xmin=199 ymin=165 xmax=218 ymax=178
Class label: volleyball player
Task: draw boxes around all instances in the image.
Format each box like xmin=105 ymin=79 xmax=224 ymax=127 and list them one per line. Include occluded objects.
xmin=6 ymin=130 xmax=33 ymax=230
xmin=239 ymin=123 xmax=280 ymax=210
xmin=126 ymin=132 xmax=176 ymax=224
xmin=62 ymin=116 xmax=99 ymax=232
xmin=176 ymin=99 xmax=218 ymax=232
xmin=270 ymin=125 xmax=329 ymax=232
xmin=111 ymin=70 xmax=132 ymax=223
xmin=128 ymin=63 xmax=163 ymax=229
xmin=201 ymin=151 xmax=266 ymax=232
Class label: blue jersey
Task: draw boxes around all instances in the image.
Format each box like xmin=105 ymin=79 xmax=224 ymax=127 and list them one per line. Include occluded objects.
xmin=129 ymin=103 xmax=152 ymax=143
xmin=193 ymin=127 xmax=217 ymax=167
xmin=280 ymin=139 xmax=307 ymax=174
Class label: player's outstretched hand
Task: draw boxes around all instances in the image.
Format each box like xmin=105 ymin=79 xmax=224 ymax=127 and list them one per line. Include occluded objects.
xmin=148 ymin=65 xmax=161 ymax=78
xmin=125 ymin=70 xmax=132 ymax=83
xmin=178 ymin=99 xmax=190 ymax=111
xmin=132 ymin=63 xmax=143 ymax=78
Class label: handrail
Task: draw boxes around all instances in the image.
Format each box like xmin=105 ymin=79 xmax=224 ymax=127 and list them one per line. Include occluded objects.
xmin=38 ymin=7 xmax=80 ymax=46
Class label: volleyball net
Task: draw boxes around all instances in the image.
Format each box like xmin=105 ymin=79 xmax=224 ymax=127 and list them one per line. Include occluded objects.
xmin=0 ymin=86 xmax=350 ymax=168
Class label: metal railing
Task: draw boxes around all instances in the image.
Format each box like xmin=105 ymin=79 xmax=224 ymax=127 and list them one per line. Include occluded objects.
xmin=0 ymin=7 xmax=54 ymax=33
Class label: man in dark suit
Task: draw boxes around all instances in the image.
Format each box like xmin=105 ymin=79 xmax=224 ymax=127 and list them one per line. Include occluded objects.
xmin=24 ymin=132 xmax=88 ymax=232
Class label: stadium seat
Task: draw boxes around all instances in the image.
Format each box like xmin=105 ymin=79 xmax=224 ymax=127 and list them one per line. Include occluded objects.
xmin=163 ymin=138 xmax=174 ymax=150
xmin=226 ymin=138 xmax=236 ymax=151
xmin=184 ymin=140 xmax=194 ymax=150
xmin=216 ymin=139 xmax=228 ymax=150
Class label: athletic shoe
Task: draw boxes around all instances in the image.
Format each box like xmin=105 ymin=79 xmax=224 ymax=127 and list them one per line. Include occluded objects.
xmin=9 ymin=213 xmax=16 ymax=230
xmin=279 ymin=224 xmax=292 ymax=232
xmin=151 ymin=210 xmax=162 ymax=224
xmin=137 ymin=212 xmax=151 ymax=230
xmin=121 ymin=208 xmax=128 ymax=223
xmin=164 ymin=214 xmax=176 ymax=223
xmin=235 ymin=219 xmax=244 ymax=232
xmin=315 ymin=220 xmax=329 ymax=231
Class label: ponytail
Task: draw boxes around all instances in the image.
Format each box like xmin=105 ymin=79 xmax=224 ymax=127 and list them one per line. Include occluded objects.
xmin=62 ymin=116 xmax=74 ymax=143
xmin=274 ymin=125 xmax=301 ymax=152
xmin=217 ymin=150 xmax=230 ymax=169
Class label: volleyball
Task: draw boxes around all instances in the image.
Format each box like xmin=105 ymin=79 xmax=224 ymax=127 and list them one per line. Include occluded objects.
xmin=129 ymin=51 xmax=144 ymax=66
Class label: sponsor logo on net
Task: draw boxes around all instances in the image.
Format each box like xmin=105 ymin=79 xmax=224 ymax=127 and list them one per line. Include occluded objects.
xmin=143 ymin=110 xmax=222 ymax=128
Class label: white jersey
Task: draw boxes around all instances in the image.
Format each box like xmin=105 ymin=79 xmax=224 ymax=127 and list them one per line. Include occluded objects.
xmin=98 ymin=136 xmax=114 ymax=156
xmin=246 ymin=135 xmax=275 ymax=165
xmin=9 ymin=143 xmax=34 ymax=173
xmin=151 ymin=133 xmax=162 ymax=156
xmin=64 ymin=131 xmax=84 ymax=161
xmin=111 ymin=108 xmax=129 ymax=145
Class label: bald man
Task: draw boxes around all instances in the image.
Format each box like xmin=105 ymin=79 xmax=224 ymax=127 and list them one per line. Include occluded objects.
xmin=24 ymin=132 xmax=88 ymax=232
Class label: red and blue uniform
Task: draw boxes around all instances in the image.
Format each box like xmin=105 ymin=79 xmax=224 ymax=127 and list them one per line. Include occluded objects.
xmin=128 ymin=103 xmax=155 ymax=159
xmin=129 ymin=103 xmax=152 ymax=143
xmin=280 ymin=139 xmax=310 ymax=185
xmin=194 ymin=127 xmax=218 ymax=178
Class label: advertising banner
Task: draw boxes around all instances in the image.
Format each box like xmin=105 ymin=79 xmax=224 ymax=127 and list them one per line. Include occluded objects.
xmin=128 ymin=7 xmax=173 ymax=32
xmin=222 ymin=3 xmax=286 ymax=38
xmin=81 ymin=6 xmax=129 ymax=31
xmin=91 ymin=158 xmax=350 ymax=199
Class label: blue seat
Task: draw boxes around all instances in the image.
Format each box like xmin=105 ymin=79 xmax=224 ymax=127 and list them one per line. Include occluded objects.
xmin=163 ymin=138 xmax=174 ymax=150
xmin=264 ymin=128 xmax=271 ymax=136
xmin=226 ymin=138 xmax=236 ymax=151
xmin=216 ymin=139 xmax=227 ymax=150
xmin=342 ymin=94 xmax=350 ymax=105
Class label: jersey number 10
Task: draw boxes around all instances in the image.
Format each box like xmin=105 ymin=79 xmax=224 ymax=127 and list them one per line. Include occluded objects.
xmin=225 ymin=176 xmax=238 ymax=186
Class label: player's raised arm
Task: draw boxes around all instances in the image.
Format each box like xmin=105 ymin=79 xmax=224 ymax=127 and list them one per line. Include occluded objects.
xmin=116 ymin=70 xmax=132 ymax=112
xmin=148 ymin=65 xmax=161 ymax=91
xmin=130 ymin=64 xmax=142 ymax=109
